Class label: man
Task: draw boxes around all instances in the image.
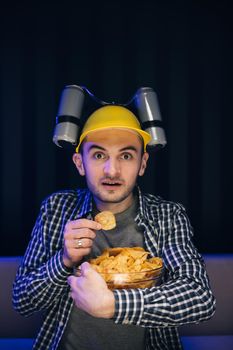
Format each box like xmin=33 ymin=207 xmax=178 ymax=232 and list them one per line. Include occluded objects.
xmin=13 ymin=105 xmax=216 ymax=350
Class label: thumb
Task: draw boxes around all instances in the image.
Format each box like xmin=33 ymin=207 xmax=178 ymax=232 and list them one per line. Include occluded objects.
xmin=80 ymin=261 xmax=91 ymax=276
xmin=67 ymin=275 xmax=76 ymax=287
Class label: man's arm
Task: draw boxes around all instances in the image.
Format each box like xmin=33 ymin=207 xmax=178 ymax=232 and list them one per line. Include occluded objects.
xmin=12 ymin=198 xmax=72 ymax=316
xmin=113 ymin=257 xmax=215 ymax=327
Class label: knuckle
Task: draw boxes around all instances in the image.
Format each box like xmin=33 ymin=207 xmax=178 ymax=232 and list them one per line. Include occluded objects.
xmin=63 ymin=230 xmax=69 ymax=239
xmin=87 ymin=229 xmax=96 ymax=238
xmin=65 ymin=220 xmax=73 ymax=229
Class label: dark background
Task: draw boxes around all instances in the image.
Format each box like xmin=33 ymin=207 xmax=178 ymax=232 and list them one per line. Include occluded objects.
xmin=0 ymin=0 xmax=232 ymax=256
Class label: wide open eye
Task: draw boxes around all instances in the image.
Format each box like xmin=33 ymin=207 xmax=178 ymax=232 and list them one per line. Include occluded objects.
xmin=93 ymin=152 xmax=106 ymax=160
xmin=120 ymin=153 xmax=133 ymax=160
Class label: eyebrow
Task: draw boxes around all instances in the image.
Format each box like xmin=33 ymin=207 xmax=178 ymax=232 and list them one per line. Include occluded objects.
xmin=86 ymin=144 xmax=138 ymax=153
xmin=119 ymin=146 xmax=138 ymax=152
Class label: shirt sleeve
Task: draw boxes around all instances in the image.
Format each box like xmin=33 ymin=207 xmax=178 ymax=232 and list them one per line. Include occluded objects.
xmin=112 ymin=204 xmax=216 ymax=328
xmin=13 ymin=197 xmax=72 ymax=316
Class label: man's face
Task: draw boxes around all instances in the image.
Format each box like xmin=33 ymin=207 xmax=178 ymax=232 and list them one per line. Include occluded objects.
xmin=73 ymin=129 xmax=149 ymax=213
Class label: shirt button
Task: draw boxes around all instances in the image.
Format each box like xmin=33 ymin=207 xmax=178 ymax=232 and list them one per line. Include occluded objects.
xmin=59 ymin=321 xmax=64 ymax=327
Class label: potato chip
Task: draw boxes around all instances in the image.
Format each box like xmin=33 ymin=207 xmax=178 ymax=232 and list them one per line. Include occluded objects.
xmin=105 ymin=247 xmax=125 ymax=256
xmin=89 ymin=247 xmax=163 ymax=277
xmin=94 ymin=211 xmax=116 ymax=230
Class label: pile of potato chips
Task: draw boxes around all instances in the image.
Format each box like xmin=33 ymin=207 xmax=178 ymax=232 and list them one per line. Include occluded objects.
xmin=89 ymin=247 xmax=163 ymax=289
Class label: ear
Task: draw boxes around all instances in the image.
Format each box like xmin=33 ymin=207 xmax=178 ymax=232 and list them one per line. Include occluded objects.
xmin=72 ymin=153 xmax=85 ymax=176
xmin=139 ymin=152 xmax=149 ymax=176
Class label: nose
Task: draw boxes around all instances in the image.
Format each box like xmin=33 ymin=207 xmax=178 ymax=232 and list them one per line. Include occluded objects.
xmin=103 ymin=158 xmax=120 ymax=177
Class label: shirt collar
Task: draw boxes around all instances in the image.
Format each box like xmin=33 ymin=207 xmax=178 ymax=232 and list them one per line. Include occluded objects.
xmin=135 ymin=186 xmax=148 ymax=223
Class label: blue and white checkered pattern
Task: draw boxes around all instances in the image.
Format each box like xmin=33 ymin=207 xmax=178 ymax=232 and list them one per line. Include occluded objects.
xmin=13 ymin=187 xmax=216 ymax=350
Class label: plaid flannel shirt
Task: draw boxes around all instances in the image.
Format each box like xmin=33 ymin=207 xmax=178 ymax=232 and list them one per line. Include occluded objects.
xmin=13 ymin=187 xmax=216 ymax=350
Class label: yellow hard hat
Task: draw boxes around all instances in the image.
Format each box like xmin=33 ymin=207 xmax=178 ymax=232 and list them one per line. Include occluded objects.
xmin=75 ymin=105 xmax=151 ymax=152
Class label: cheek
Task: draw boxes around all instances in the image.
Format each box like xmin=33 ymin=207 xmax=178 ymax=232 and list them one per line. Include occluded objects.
xmin=122 ymin=163 xmax=140 ymax=179
xmin=83 ymin=162 xmax=101 ymax=180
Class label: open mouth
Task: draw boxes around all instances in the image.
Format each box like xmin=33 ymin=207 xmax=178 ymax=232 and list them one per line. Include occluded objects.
xmin=101 ymin=180 xmax=122 ymax=188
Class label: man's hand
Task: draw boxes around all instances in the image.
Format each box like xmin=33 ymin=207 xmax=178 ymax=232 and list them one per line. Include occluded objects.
xmin=68 ymin=262 xmax=115 ymax=318
xmin=62 ymin=219 xmax=101 ymax=268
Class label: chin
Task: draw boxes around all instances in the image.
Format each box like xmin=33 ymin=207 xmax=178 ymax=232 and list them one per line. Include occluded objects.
xmin=99 ymin=191 xmax=131 ymax=205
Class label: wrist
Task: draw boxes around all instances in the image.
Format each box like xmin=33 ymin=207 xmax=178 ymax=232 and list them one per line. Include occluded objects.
xmin=47 ymin=251 xmax=73 ymax=285
xmin=62 ymin=254 xmax=74 ymax=269
xmin=103 ymin=290 xmax=115 ymax=318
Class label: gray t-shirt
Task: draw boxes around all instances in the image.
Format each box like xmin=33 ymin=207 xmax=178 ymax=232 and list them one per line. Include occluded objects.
xmin=58 ymin=198 xmax=146 ymax=350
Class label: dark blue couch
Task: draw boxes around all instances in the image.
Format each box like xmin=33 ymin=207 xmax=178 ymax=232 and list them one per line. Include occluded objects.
xmin=1 ymin=255 xmax=232 ymax=350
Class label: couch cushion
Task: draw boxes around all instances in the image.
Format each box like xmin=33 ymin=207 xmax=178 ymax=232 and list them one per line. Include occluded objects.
xmin=180 ymin=254 xmax=233 ymax=336
xmin=0 ymin=338 xmax=34 ymax=350
xmin=0 ymin=257 xmax=42 ymax=338
xmin=181 ymin=336 xmax=233 ymax=350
